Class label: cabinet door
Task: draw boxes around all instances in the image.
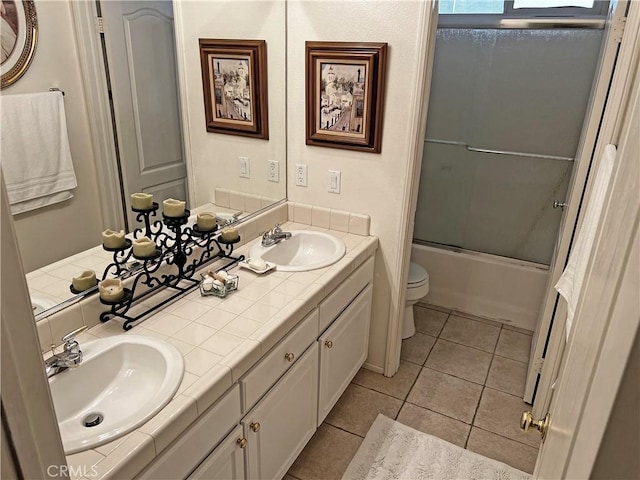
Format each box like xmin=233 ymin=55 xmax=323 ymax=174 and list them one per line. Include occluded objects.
xmin=318 ymin=284 xmax=372 ymax=425
xmin=187 ymin=425 xmax=245 ymax=480
xmin=243 ymin=343 xmax=319 ymax=480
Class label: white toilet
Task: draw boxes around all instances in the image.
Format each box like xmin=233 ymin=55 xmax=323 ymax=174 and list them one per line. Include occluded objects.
xmin=402 ymin=262 xmax=430 ymax=339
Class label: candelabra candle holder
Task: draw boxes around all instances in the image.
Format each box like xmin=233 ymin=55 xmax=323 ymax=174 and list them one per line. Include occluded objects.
xmin=97 ymin=205 xmax=244 ymax=330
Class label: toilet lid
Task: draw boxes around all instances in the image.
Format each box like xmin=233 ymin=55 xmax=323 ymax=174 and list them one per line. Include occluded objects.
xmin=408 ymin=262 xmax=429 ymax=285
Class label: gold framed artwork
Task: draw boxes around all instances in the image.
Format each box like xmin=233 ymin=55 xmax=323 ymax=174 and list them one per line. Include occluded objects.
xmin=1 ymin=0 xmax=38 ymax=89
xmin=199 ymin=39 xmax=269 ymax=140
xmin=306 ymin=41 xmax=387 ymax=153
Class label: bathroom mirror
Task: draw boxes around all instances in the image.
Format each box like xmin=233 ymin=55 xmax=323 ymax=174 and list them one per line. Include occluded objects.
xmin=4 ymin=0 xmax=286 ymax=320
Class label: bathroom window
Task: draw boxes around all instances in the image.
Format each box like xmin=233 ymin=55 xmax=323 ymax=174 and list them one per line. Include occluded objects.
xmin=438 ymin=0 xmax=609 ymax=27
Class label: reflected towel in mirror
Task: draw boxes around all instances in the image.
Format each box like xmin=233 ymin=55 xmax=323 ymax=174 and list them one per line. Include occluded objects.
xmin=1 ymin=91 xmax=77 ymax=214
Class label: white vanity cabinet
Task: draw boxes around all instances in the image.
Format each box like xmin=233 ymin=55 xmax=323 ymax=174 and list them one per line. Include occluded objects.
xmin=242 ymin=343 xmax=319 ymax=480
xmin=318 ymin=284 xmax=373 ymax=425
xmin=135 ymin=254 xmax=375 ymax=480
xmin=187 ymin=426 xmax=245 ymax=480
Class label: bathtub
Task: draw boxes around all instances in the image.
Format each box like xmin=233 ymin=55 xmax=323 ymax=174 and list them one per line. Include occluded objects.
xmin=411 ymin=242 xmax=549 ymax=331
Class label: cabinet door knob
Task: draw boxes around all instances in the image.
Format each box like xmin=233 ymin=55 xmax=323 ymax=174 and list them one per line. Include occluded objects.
xmin=250 ymin=422 xmax=261 ymax=432
xmin=325 ymin=340 xmax=333 ymax=349
xmin=237 ymin=437 xmax=248 ymax=448
xmin=284 ymin=352 xmax=295 ymax=362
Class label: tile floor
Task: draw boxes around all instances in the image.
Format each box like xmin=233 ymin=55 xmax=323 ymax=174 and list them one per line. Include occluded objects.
xmin=287 ymin=304 xmax=540 ymax=480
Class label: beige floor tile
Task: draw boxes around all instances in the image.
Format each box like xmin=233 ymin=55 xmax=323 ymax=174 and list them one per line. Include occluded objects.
xmin=325 ymin=384 xmax=403 ymax=437
xmin=416 ymin=302 xmax=450 ymax=314
xmin=495 ymin=329 xmax=532 ymax=363
xmin=474 ymin=388 xmax=541 ymax=448
xmin=486 ymin=356 xmax=527 ymax=397
xmin=352 ymin=361 xmax=420 ymax=400
xmin=425 ymin=339 xmax=492 ymax=384
xmin=400 ymin=332 xmax=436 ymax=365
xmin=288 ymin=423 xmax=362 ymax=480
xmin=467 ymin=427 xmax=539 ymax=474
xmin=502 ymin=324 xmax=534 ymax=335
xmin=451 ymin=310 xmax=502 ymax=328
xmin=396 ymin=402 xmax=470 ymax=448
xmin=414 ymin=306 xmax=448 ymax=336
xmin=407 ymin=368 xmax=483 ymax=423
xmin=440 ymin=315 xmax=500 ymax=353
xmin=283 ymin=475 xmax=301 ymax=480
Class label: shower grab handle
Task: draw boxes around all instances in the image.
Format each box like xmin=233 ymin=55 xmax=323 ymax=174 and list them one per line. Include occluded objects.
xmin=424 ymin=138 xmax=574 ymax=162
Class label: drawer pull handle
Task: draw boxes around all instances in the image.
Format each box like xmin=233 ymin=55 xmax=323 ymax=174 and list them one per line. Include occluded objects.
xmin=237 ymin=438 xmax=248 ymax=448
xmin=250 ymin=422 xmax=261 ymax=432
xmin=325 ymin=340 xmax=333 ymax=349
xmin=284 ymin=352 xmax=295 ymax=362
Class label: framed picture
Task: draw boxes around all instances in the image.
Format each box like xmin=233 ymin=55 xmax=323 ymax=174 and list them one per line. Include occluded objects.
xmin=1 ymin=0 xmax=38 ymax=89
xmin=306 ymin=42 xmax=387 ymax=153
xmin=199 ymin=39 xmax=269 ymax=140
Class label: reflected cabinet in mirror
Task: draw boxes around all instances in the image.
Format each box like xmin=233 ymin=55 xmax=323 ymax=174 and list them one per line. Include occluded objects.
xmin=0 ymin=0 xmax=286 ymax=320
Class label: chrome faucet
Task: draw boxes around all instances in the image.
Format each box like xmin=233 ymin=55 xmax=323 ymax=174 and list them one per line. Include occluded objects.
xmin=261 ymin=224 xmax=292 ymax=247
xmin=45 ymin=325 xmax=88 ymax=378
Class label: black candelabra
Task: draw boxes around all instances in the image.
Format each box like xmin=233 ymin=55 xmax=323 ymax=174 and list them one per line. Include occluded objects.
xmin=96 ymin=203 xmax=243 ymax=330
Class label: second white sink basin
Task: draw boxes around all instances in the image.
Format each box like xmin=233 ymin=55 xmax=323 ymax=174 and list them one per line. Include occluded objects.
xmin=49 ymin=335 xmax=184 ymax=454
xmin=249 ymin=230 xmax=346 ymax=272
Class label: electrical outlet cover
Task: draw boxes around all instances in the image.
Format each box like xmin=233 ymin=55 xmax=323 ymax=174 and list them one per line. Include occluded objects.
xmin=239 ymin=156 xmax=250 ymax=178
xmin=268 ymin=160 xmax=279 ymax=182
xmin=295 ymin=164 xmax=308 ymax=187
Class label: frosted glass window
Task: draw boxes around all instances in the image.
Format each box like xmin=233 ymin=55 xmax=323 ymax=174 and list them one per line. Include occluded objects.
xmin=439 ymin=0 xmax=504 ymax=14
xmin=513 ymin=0 xmax=595 ymax=8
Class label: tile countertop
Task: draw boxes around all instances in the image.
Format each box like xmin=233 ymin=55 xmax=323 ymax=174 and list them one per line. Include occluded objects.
xmin=67 ymin=222 xmax=378 ymax=480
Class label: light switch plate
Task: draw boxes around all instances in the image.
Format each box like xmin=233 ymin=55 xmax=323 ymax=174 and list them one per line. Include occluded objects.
xmin=268 ymin=160 xmax=279 ymax=182
xmin=295 ymin=164 xmax=308 ymax=187
xmin=328 ymin=170 xmax=341 ymax=194
xmin=239 ymin=156 xmax=250 ymax=178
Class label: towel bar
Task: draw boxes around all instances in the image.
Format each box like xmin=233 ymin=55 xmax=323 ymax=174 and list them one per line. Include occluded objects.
xmin=424 ymin=138 xmax=574 ymax=162
xmin=49 ymin=87 xmax=65 ymax=96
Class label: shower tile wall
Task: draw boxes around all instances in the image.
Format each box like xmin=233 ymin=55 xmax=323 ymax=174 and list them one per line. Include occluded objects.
xmin=288 ymin=304 xmax=539 ymax=479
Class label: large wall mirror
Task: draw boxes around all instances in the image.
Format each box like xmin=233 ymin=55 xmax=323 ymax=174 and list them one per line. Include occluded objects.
xmin=1 ymin=0 xmax=286 ymax=320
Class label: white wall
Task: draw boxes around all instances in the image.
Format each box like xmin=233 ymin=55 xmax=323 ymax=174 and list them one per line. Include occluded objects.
xmin=1 ymin=0 xmax=103 ymax=272
xmin=287 ymin=1 xmax=431 ymax=371
xmin=173 ymin=0 xmax=286 ymax=208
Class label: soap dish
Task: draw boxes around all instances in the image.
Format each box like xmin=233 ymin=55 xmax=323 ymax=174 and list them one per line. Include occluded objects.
xmin=239 ymin=260 xmax=276 ymax=275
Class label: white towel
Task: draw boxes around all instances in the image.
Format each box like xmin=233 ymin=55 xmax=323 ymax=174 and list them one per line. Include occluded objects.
xmin=555 ymin=144 xmax=617 ymax=340
xmin=1 ymin=91 xmax=77 ymax=214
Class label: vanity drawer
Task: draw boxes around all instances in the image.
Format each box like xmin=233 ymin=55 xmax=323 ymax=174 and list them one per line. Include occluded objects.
xmin=319 ymin=256 xmax=374 ymax=333
xmin=137 ymin=384 xmax=241 ymax=480
xmin=240 ymin=308 xmax=319 ymax=413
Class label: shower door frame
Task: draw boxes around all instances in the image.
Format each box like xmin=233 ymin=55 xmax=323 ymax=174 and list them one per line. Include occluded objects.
xmin=524 ymin=0 xmax=631 ymax=414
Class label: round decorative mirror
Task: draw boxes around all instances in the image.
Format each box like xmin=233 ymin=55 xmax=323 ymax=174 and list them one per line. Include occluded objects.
xmin=1 ymin=0 xmax=37 ymax=88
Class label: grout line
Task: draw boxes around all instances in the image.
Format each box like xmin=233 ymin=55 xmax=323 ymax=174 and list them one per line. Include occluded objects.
xmin=323 ymin=421 xmax=366 ymax=439
xmin=471 ymin=424 xmax=541 ymax=451
xmin=420 ymin=365 xmax=489 ymax=388
xmin=492 ymin=351 xmax=530 ymax=365
xmin=465 ymin=384 xmax=486 ymax=449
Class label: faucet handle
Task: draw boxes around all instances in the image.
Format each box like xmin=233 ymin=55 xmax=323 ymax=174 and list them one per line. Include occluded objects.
xmin=273 ymin=224 xmax=282 ymax=234
xmin=61 ymin=325 xmax=88 ymax=345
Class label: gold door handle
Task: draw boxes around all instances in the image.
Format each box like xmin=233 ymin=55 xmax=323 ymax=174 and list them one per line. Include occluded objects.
xmin=237 ymin=437 xmax=247 ymax=448
xmin=250 ymin=422 xmax=261 ymax=432
xmin=284 ymin=352 xmax=295 ymax=362
xmin=325 ymin=340 xmax=333 ymax=349
xmin=521 ymin=411 xmax=550 ymax=441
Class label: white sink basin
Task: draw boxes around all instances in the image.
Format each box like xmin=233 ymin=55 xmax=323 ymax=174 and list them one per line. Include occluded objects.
xmin=249 ymin=231 xmax=346 ymax=272
xmin=49 ymin=335 xmax=184 ymax=454
xmin=31 ymin=294 xmax=58 ymax=316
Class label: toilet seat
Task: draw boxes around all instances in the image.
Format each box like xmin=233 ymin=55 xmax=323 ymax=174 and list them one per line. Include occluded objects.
xmin=407 ymin=262 xmax=429 ymax=287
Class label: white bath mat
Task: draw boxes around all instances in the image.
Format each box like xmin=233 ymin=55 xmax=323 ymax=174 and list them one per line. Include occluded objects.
xmin=342 ymin=414 xmax=532 ymax=480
